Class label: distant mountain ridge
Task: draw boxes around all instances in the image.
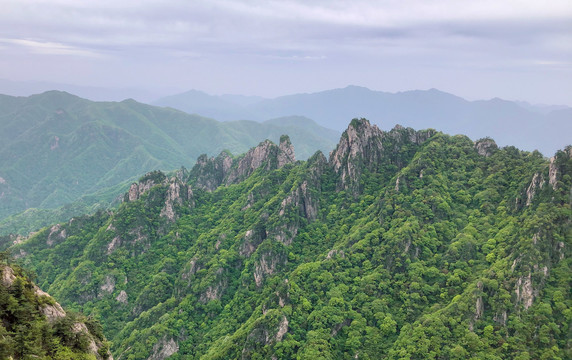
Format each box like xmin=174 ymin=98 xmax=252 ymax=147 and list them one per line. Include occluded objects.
xmin=155 ymin=85 xmax=571 ymax=156
xmin=0 ymin=91 xmax=339 ymax=227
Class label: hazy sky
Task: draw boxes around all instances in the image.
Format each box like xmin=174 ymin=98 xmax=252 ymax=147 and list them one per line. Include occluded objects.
xmin=1 ymin=0 xmax=571 ymax=104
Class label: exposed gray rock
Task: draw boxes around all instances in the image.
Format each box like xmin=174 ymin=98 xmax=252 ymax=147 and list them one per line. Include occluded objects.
xmin=526 ymin=172 xmax=545 ymax=206
xmin=71 ymin=322 xmax=114 ymax=360
xmin=191 ymin=152 xmax=234 ymax=192
xmin=329 ymin=119 xmax=434 ymax=195
xmin=494 ymin=310 xmax=508 ymax=326
xmin=329 ymin=119 xmax=384 ymax=193
xmin=326 ymin=249 xmax=345 ymax=259
xmin=1 ymin=265 xmax=16 ymax=287
xmin=106 ymin=236 xmax=121 ymax=255
xmin=100 ymin=275 xmax=116 ymax=295
xmin=40 ymin=302 xmax=67 ymax=322
xmin=240 ymin=228 xmax=267 ymax=257
xmin=515 ymin=273 xmax=535 ymax=310
xmin=474 ymin=138 xmax=498 ymax=157
xmin=275 ymin=315 xmax=289 ymax=342
xmin=254 ymin=252 xmax=285 ymax=287
xmin=225 ymin=138 xmax=294 ymax=185
xmin=126 ymin=178 xmax=157 ymax=202
xmin=149 ymin=337 xmax=179 ymax=360
xmin=159 ymin=177 xmax=194 ymax=222
xmin=474 ymin=281 xmax=484 ymax=322
xmin=116 ymin=290 xmax=128 ymax=304
xmin=549 ymin=156 xmax=558 ymax=190
xmin=278 ymin=135 xmax=296 ymax=168
xmin=47 ymin=224 xmax=67 ymax=246
xmin=199 ymin=268 xmax=227 ymax=303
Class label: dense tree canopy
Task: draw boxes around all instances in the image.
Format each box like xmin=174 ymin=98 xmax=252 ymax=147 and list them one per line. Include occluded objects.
xmin=9 ymin=119 xmax=571 ymax=359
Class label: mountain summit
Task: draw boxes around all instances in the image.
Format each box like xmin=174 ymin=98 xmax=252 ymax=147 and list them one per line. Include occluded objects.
xmin=6 ymin=119 xmax=572 ymax=359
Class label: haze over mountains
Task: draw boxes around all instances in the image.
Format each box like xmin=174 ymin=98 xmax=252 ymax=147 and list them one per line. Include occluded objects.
xmin=1 ymin=85 xmax=570 ymax=235
xmin=155 ymin=85 xmax=571 ymax=156
xmin=0 ymin=91 xmax=338 ymax=232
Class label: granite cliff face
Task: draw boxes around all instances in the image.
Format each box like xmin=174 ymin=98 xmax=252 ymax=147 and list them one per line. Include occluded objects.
xmin=124 ymin=171 xmax=194 ymax=223
xmin=190 ymin=135 xmax=296 ymax=190
xmin=329 ymin=118 xmax=435 ymax=195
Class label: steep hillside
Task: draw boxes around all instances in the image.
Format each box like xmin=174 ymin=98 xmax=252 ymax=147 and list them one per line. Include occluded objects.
xmin=0 ymin=91 xmax=339 ymax=225
xmin=0 ymin=256 xmax=112 ymax=359
xmin=9 ymin=119 xmax=572 ymax=359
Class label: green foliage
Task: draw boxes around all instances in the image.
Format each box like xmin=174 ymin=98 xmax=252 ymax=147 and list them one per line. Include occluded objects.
xmin=0 ymin=92 xmax=340 ymax=230
xmin=0 ymin=258 xmax=107 ymax=359
xmin=8 ymin=126 xmax=572 ymax=359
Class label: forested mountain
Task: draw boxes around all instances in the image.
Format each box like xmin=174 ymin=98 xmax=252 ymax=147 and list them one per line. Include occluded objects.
xmin=155 ymin=86 xmax=571 ymax=156
xmin=0 ymin=91 xmax=339 ymax=228
xmin=7 ymin=119 xmax=572 ymax=359
xmin=0 ymin=255 xmax=112 ymax=359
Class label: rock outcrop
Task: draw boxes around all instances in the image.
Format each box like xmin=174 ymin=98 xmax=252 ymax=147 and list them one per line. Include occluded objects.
xmin=149 ymin=337 xmax=179 ymax=360
xmin=189 ymin=136 xmax=296 ymax=191
xmin=253 ymin=251 xmax=286 ymax=287
xmin=526 ymin=172 xmax=545 ymax=206
xmin=159 ymin=177 xmax=194 ymax=222
xmin=329 ymin=119 xmax=435 ymax=195
xmin=124 ymin=171 xmax=194 ymax=223
xmin=225 ymin=136 xmax=296 ymax=185
xmin=329 ymin=118 xmax=384 ymax=193
xmin=0 ymin=265 xmax=112 ymax=359
xmin=269 ymin=151 xmax=327 ymax=245
xmin=125 ymin=171 xmax=166 ymax=202
xmin=547 ymin=146 xmax=572 ymax=190
xmin=191 ymin=151 xmax=233 ymax=191
xmin=474 ymin=138 xmax=498 ymax=157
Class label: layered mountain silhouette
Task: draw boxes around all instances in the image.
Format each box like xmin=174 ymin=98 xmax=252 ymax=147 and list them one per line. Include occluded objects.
xmin=0 ymin=91 xmax=339 ymax=227
xmin=155 ymin=85 xmax=571 ymax=156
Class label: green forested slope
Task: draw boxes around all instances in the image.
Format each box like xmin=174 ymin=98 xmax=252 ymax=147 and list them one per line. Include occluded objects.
xmin=0 ymin=254 xmax=111 ymax=359
xmin=0 ymin=91 xmax=339 ymax=230
xmin=9 ymin=119 xmax=572 ymax=359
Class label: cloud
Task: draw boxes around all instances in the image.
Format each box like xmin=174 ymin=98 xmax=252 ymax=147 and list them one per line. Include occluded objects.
xmin=0 ymin=38 xmax=104 ymax=57
xmin=0 ymin=0 xmax=571 ymax=104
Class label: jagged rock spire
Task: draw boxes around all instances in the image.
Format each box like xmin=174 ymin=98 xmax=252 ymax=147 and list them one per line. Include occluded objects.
xmin=329 ymin=118 xmax=385 ymax=194
xmin=329 ymin=118 xmax=436 ymax=195
xmin=190 ymin=136 xmax=296 ymax=190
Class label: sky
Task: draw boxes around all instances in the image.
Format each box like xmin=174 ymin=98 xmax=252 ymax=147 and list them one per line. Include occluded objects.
xmin=1 ymin=0 xmax=571 ymax=105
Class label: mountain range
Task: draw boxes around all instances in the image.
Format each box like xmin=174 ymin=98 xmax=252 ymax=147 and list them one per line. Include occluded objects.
xmin=0 ymin=91 xmax=339 ymax=233
xmin=155 ymin=85 xmax=571 ymax=156
xmin=6 ymin=119 xmax=571 ymax=359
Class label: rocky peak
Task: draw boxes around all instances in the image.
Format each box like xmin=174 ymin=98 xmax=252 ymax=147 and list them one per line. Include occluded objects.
xmin=191 ymin=138 xmax=296 ymax=190
xmin=548 ymin=145 xmax=572 ymax=190
xmin=123 ymin=171 xmax=194 ymax=222
xmin=225 ymin=139 xmax=293 ymax=185
xmin=125 ymin=171 xmax=167 ymax=202
xmin=160 ymin=176 xmax=195 ymax=222
xmin=474 ymin=138 xmax=498 ymax=157
xmin=190 ymin=151 xmax=233 ymax=192
xmin=278 ymin=135 xmax=296 ymax=168
xmin=329 ymin=119 xmax=436 ymax=195
xmin=329 ymin=118 xmax=384 ymax=193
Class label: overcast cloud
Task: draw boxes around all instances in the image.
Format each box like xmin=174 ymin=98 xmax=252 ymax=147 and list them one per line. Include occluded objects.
xmin=1 ymin=0 xmax=571 ymax=104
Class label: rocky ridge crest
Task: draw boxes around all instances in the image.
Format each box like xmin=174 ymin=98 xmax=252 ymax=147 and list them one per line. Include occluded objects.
xmin=190 ymin=136 xmax=296 ymax=190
